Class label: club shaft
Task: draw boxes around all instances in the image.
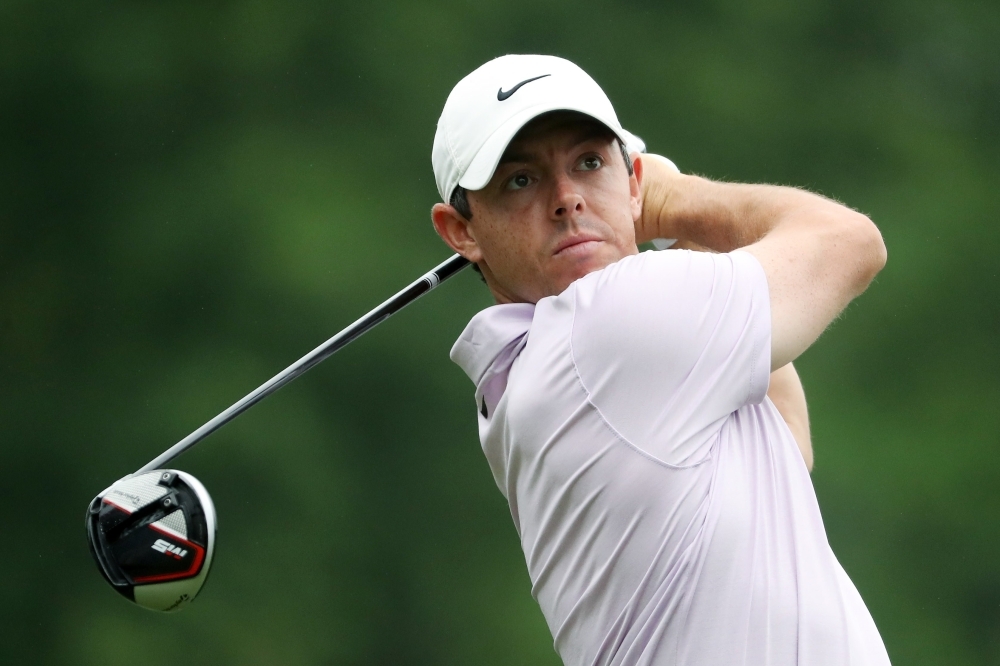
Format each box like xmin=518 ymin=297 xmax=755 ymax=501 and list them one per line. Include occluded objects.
xmin=136 ymin=254 xmax=470 ymax=474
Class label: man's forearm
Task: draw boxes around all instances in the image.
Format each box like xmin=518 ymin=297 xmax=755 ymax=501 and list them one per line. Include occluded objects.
xmin=637 ymin=155 xmax=844 ymax=252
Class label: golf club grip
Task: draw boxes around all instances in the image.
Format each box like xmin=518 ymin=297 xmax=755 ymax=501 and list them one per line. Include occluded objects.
xmin=136 ymin=253 xmax=471 ymax=474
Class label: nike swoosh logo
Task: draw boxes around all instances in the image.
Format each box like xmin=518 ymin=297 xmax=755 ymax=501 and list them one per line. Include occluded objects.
xmin=497 ymin=74 xmax=551 ymax=101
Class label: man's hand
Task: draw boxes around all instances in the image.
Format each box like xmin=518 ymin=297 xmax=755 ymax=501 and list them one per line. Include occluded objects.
xmin=634 ymin=153 xmax=886 ymax=369
xmin=635 ymin=154 xmax=688 ymax=245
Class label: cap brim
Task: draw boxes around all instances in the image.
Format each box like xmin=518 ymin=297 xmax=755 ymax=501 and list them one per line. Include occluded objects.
xmin=458 ymin=102 xmax=629 ymax=192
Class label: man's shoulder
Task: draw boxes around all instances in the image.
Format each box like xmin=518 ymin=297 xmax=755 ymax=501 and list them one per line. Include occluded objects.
xmin=557 ymin=248 xmax=772 ymax=467
xmin=560 ymin=248 xmax=766 ymax=312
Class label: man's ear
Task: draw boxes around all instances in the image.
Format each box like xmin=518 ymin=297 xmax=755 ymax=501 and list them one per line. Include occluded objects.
xmin=431 ymin=203 xmax=483 ymax=263
xmin=629 ymin=153 xmax=644 ymax=222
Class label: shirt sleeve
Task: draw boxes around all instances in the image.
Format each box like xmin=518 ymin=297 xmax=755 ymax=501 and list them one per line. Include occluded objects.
xmin=569 ymin=249 xmax=771 ymax=467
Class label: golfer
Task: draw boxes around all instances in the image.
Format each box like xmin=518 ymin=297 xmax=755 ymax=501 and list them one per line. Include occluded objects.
xmin=430 ymin=55 xmax=890 ymax=666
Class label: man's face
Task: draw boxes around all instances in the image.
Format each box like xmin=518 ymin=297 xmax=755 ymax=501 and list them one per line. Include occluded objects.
xmin=433 ymin=113 xmax=643 ymax=304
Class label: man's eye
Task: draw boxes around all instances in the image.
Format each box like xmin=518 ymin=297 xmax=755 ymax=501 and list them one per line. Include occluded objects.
xmin=506 ymin=173 xmax=532 ymax=190
xmin=579 ymin=155 xmax=603 ymax=171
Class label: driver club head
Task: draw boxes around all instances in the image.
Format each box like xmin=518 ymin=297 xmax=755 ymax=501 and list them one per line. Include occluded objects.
xmin=86 ymin=469 xmax=216 ymax=612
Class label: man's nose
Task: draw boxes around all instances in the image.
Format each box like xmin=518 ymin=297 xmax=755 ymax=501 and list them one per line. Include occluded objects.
xmin=551 ymin=173 xmax=585 ymax=219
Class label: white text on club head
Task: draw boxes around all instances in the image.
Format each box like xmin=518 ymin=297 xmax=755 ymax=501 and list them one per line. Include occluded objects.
xmin=152 ymin=538 xmax=188 ymax=559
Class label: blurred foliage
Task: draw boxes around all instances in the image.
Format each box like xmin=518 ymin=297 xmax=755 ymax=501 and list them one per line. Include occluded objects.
xmin=1 ymin=0 xmax=998 ymax=664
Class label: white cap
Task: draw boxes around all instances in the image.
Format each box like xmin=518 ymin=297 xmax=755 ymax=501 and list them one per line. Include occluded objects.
xmin=432 ymin=54 xmax=646 ymax=203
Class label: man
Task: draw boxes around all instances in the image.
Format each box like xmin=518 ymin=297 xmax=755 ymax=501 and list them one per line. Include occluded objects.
xmin=430 ymin=54 xmax=889 ymax=665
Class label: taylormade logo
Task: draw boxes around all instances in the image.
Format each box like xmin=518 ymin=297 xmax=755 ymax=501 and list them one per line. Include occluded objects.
xmin=110 ymin=489 xmax=143 ymax=506
xmin=152 ymin=538 xmax=188 ymax=560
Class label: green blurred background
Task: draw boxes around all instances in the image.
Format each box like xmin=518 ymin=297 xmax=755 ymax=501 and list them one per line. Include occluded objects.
xmin=1 ymin=0 xmax=997 ymax=663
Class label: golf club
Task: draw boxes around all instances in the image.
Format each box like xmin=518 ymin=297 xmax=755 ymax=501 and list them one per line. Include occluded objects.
xmin=86 ymin=253 xmax=470 ymax=611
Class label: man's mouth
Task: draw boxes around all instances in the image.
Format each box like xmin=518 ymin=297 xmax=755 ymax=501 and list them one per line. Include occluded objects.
xmin=553 ymin=234 xmax=604 ymax=257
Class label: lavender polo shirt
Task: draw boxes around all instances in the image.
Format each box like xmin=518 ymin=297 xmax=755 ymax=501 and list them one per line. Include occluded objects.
xmin=451 ymin=249 xmax=890 ymax=666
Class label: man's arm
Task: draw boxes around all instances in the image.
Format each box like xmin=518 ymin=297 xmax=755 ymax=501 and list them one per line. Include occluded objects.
xmin=768 ymin=363 xmax=813 ymax=471
xmin=636 ymin=154 xmax=887 ymax=370
xmin=659 ymin=238 xmax=815 ymax=470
